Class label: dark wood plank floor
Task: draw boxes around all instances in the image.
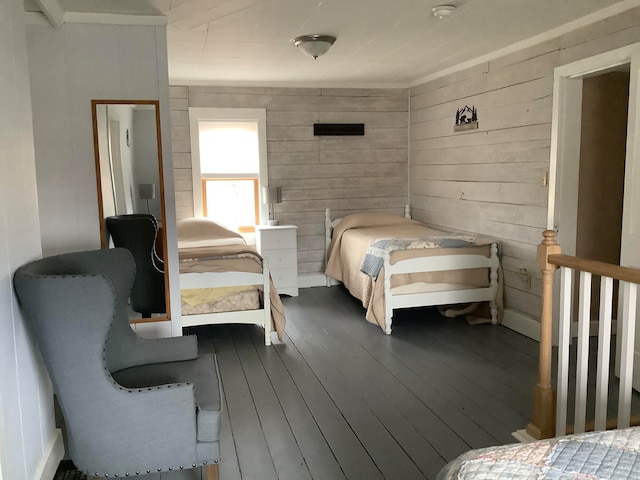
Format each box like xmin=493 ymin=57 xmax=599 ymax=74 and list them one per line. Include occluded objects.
xmin=186 ymin=286 xmax=540 ymax=480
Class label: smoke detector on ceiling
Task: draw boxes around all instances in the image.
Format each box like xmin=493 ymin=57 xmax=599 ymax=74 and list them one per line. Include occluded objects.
xmin=432 ymin=5 xmax=456 ymax=19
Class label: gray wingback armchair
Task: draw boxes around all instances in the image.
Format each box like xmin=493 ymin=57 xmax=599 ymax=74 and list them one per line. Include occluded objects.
xmin=13 ymin=248 xmax=221 ymax=479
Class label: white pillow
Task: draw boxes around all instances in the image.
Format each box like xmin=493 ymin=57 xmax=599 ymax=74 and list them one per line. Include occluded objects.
xmin=176 ymin=218 xmax=246 ymax=249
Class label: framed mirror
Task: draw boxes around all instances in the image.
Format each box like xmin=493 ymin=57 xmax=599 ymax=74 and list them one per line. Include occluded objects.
xmin=92 ymin=100 xmax=170 ymax=323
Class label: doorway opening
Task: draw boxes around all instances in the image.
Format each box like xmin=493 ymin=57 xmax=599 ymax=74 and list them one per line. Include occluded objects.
xmin=576 ymin=70 xmax=629 ymax=319
xmin=550 ymin=43 xmax=640 ymax=390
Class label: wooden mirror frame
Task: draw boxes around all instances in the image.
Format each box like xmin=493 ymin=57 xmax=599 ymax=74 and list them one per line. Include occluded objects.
xmin=91 ymin=99 xmax=171 ymax=323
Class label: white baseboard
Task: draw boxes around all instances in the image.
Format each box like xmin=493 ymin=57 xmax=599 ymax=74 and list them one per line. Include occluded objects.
xmin=35 ymin=428 xmax=64 ymax=480
xmin=512 ymin=429 xmax=537 ymax=443
xmin=501 ymin=308 xmax=618 ymax=345
xmin=297 ymin=274 xmax=340 ymax=288
xmin=501 ymin=308 xmax=541 ymax=342
xmin=297 ymin=274 xmax=327 ymax=288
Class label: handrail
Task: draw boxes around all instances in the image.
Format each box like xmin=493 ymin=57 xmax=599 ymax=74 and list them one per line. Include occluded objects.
xmin=549 ymin=254 xmax=640 ymax=284
xmin=527 ymin=229 xmax=640 ymax=440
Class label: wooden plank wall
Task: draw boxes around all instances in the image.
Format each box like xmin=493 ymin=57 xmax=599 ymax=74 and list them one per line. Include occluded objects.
xmin=169 ymin=86 xmax=408 ymax=276
xmin=409 ymin=7 xmax=640 ymax=326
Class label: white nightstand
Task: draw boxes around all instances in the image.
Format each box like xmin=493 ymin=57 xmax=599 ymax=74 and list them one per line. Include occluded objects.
xmin=255 ymin=225 xmax=298 ymax=296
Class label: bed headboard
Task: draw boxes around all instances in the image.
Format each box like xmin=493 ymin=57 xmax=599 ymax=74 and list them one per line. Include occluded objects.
xmin=324 ymin=205 xmax=411 ymax=265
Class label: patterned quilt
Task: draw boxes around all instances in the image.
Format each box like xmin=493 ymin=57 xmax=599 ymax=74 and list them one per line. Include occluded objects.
xmin=360 ymin=235 xmax=481 ymax=278
xmin=438 ymin=427 xmax=640 ymax=479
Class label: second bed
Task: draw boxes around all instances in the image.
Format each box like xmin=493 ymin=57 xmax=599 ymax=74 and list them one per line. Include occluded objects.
xmin=325 ymin=208 xmax=502 ymax=334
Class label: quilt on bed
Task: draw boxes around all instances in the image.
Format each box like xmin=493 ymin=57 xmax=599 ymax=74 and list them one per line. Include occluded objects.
xmin=361 ymin=234 xmax=486 ymax=278
xmin=438 ymin=427 xmax=640 ymax=479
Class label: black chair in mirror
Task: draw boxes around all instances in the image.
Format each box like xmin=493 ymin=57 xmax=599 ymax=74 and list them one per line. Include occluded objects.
xmin=106 ymin=214 xmax=165 ymax=318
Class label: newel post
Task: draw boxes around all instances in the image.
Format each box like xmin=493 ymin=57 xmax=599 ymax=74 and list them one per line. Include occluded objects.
xmin=526 ymin=230 xmax=561 ymax=440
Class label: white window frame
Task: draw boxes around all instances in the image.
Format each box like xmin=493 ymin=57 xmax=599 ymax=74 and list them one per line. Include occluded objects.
xmin=188 ymin=107 xmax=268 ymax=225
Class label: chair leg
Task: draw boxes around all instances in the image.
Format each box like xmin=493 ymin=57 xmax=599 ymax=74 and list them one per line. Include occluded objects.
xmin=206 ymin=463 xmax=219 ymax=480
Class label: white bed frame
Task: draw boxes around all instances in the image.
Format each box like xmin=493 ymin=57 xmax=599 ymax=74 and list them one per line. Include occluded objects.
xmin=325 ymin=207 xmax=500 ymax=334
xmin=179 ymin=259 xmax=273 ymax=345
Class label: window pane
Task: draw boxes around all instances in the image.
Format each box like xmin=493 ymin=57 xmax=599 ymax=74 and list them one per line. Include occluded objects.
xmin=199 ymin=121 xmax=258 ymax=174
xmin=204 ymin=179 xmax=256 ymax=229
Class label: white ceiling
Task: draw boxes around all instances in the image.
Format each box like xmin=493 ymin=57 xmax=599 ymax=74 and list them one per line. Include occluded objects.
xmin=47 ymin=0 xmax=639 ymax=87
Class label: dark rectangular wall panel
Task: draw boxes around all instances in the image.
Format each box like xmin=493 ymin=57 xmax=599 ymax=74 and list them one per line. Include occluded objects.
xmin=313 ymin=123 xmax=364 ymax=136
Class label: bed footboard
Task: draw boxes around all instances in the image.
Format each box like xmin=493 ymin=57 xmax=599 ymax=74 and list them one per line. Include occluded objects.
xmin=179 ymin=260 xmax=272 ymax=345
xmin=382 ymin=243 xmax=500 ymax=334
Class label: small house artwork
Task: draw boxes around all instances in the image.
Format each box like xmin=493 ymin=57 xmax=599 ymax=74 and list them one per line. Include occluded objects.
xmin=454 ymin=105 xmax=478 ymax=131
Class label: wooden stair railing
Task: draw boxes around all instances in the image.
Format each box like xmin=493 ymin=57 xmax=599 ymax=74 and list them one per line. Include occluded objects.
xmin=527 ymin=230 xmax=640 ymax=440
xmin=526 ymin=230 xmax=561 ymax=440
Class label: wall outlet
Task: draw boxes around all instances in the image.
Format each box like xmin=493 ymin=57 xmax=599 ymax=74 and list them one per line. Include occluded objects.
xmin=518 ymin=267 xmax=531 ymax=290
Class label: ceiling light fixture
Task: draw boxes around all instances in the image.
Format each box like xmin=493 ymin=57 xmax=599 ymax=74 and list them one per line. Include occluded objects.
xmin=292 ymin=34 xmax=336 ymax=59
xmin=432 ymin=4 xmax=455 ymax=19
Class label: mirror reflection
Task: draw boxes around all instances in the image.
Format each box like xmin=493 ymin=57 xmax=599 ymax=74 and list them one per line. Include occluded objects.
xmin=92 ymin=100 xmax=170 ymax=322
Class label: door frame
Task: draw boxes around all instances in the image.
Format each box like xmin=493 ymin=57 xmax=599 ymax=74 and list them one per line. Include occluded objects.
xmin=548 ymin=43 xmax=640 ymax=344
xmin=549 ymin=42 xmax=640 ymax=239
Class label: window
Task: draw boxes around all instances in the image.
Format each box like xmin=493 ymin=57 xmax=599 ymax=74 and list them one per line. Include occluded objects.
xmin=189 ymin=108 xmax=268 ymax=231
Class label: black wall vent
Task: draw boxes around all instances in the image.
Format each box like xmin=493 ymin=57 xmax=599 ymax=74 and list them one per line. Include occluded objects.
xmin=313 ymin=123 xmax=365 ymax=136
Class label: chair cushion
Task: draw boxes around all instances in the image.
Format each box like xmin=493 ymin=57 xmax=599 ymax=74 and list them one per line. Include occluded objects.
xmin=112 ymin=354 xmax=222 ymax=443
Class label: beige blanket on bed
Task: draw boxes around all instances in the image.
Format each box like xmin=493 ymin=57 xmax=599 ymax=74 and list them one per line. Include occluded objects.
xmin=325 ymin=213 xmax=503 ymax=331
xmin=179 ymin=244 xmax=286 ymax=341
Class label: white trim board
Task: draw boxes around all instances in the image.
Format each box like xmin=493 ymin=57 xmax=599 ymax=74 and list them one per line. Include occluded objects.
xmin=34 ymin=429 xmax=64 ymax=480
xmin=502 ymin=307 xmax=619 ymax=345
xmin=548 ymin=41 xmax=640 ymax=233
xmin=502 ymin=308 xmax=542 ymax=342
xmin=188 ymin=107 xmax=269 ymax=225
xmin=298 ymin=274 xmax=328 ymax=289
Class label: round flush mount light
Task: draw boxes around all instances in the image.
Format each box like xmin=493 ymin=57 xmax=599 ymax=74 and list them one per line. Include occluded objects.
xmin=432 ymin=4 xmax=456 ymax=19
xmin=292 ymin=34 xmax=336 ymax=59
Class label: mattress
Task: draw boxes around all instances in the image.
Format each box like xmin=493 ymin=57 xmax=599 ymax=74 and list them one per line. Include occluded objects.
xmin=179 ymin=257 xmax=263 ymax=315
xmin=181 ymin=289 xmax=260 ymax=315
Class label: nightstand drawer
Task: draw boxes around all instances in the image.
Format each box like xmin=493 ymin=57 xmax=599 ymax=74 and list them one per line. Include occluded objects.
xmin=262 ymin=249 xmax=297 ymax=269
xmin=258 ymin=229 xmax=296 ymax=250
